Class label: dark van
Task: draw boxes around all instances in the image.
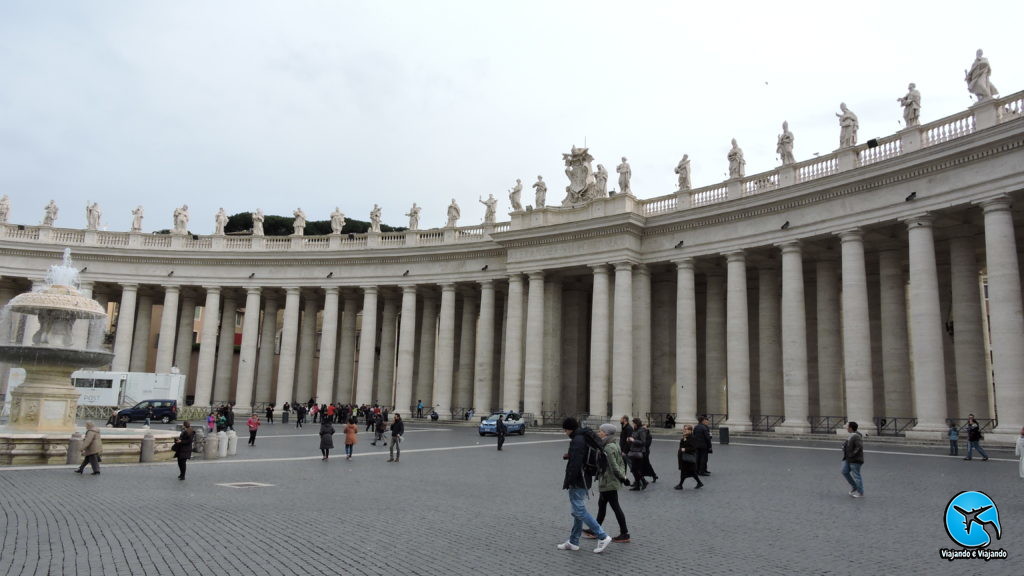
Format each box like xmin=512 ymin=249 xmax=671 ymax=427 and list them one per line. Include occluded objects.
xmin=117 ymin=400 xmax=178 ymax=424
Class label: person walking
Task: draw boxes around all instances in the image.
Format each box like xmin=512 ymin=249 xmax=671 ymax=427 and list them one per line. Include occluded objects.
xmin=174 ymin=421 xmax=195 ymax=480
xmin=319 ymin=419 xmax=335 ymax=460
xmin=496 ymin=414 xmax=507 ymax=451
xmin=674 ymin=424 xmax=703 ymax=490
xmin=583 ymin=423 xmax=631 ymax=543
xmin=694 ymin=415 xmax=713 ymax=476
xmin=247 ymin=413 xmax=260 ymax=446
xmin=619 ymin=415 xmax=634 ymax=477
xmin=265 ymin=404 xmax=274 ymax=424
xmin=343 ymin=417 xmax=358 ymax=460
xmin=145 ymin=405 xmax=154 ymax=427
xmin=74 ymin=422 xmax=102 ymax=475
xmin=625 ymin=419 xmax=649 ymax=490
xmin=206 ymin=412 xmax=216 ymax=434
xmin=417 ymin=400 xmax=424 ymax=419
xmin=841 ymin=421 xmax=865 ymax=498
xmin=640 ymin=419 xmax=658 ymax=483
xmin=963 ymin=414 xmax=989 ymax=461
xmin=948 ymin=422 xmax=959 ymax=456
xmin=295 ymin=404 xmax=306 ymax=428
xmin=388 ymin=413 xmax=404 ymax=462
xmin=557 ymin=417 xmax=612 ymax=553
xmin=371 ymin=413 xmax=387 ymax=446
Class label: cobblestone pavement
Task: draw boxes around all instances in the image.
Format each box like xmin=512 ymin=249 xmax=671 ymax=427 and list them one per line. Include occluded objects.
xmin=1 ymin=421 xmax=1021 ymax=575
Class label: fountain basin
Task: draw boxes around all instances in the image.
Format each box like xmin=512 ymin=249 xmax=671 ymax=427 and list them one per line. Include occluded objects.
xmin=0 ymin=345 xmax=113 ymax=367
xmin=0 ymin=426 xmax=179 ymax=466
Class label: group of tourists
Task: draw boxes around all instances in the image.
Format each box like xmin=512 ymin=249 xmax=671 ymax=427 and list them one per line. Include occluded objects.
xmin=313 ymin=412 xmax=404 ymax=462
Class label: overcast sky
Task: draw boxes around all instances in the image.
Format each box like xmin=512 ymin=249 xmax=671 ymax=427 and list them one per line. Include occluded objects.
xmin=1 ymin=1 xmax=1022 ymax=233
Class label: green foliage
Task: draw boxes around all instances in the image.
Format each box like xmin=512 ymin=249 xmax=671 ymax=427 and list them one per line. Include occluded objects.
xmin=224 ymin=212 xmax=405 ymax=236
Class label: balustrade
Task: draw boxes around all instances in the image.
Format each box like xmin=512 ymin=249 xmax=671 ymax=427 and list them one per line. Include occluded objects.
xmin=742 ymin=172 xmax=778 ymax=196
xmin=923 ymin=112 xmax=974 ymax=147
xmin=691 ymin=184 xmax=728 ymax=207
xmin=142 ymin=235 xmax=172 ymax=248
xmin=857 ymin=136 xmax=901 ymax=167
xmin=98 ymin=232 xmax=130 ymax=247
xmin=641 ymin=194 xmax=677 ymax=216
xmin=796 ymin=156 xmax=838 ymax=183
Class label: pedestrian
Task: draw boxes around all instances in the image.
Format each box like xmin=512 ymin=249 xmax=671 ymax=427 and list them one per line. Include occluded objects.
xmin=841 ymin=421 xmax=864 ymax=498
xmin=247 ymin=413 xmax=260 ymax=446
xmin=265 ymin=404 xmax=274 ymax=424
xmin=694 ymin=415 xmax=713 ymax=476
xmin=207 ymin=412 xmax=216 ymax=434
xmin=343 ymin=417 xmax=358 ymax=460
xmin=311 ymin=403 xmax=319 ymax=423
xmin=388 ymin=413 xmax=404 ymax=463
xmin=557 ymin=417 xmax=612 ymax=553
xmin=216 ymin=411 xmax=228 ymax=433
xmin=74 ymin=421 xmax=102 ymax=475
xmin=640 ymin=419 xmax=658 ymax=483
xmin=371 ymin=413 xmax=387 ymax=446
xmin=619 ymin=415 xmax=634 ymax=476
xmin=417 ymin=399 xmax=424 ymax=419
xmin=295 ymin=405 xmax=305 ymax=428
xmin=145 ymin=405 xmax=154 ymax=427
xmin=1016 ymin=427 xmax=1024 ymax=479
xmin=583 ymin=423 xmax=631 ymax=543
xmin=674 ymin=424 xmax=703 ymax=490
xmin=948 ymin=422 xmax=959 ymax=456
xmin=625 ymin=418 xmax=648 ymax=490
xmin=496 ymin=413 xmax=507 ymax=451
xmin=319 ymin=419 xmax=335 ymax=460
xmin=174 ymin=421 xmax=195 ymax=480
xmin=326 ymin=403 xmax=336 ymax=424
xmin=963 ymin=414 xmax=989 ymax=461
xmin=226 ymin=404 xmax=235 ymax=431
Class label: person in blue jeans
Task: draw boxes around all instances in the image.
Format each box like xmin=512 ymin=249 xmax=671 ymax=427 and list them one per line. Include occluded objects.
xmin=963 ymin=414 xmax=989 ymax=461
xmin=558 ymin=417 xmax=612 ymax=553
xmin=841 ymin=421 xmax=864 ymax=498
xmin=948 ymin=422 xmax=959 ymax=456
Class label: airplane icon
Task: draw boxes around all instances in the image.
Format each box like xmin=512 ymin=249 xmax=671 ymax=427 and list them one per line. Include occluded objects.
xmin=953 ymin=505 xmax=1001 ymax=539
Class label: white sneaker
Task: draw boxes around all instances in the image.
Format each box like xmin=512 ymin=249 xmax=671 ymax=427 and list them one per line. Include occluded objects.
xmin=594 ymin=536 xmax=613 ymax=553
xmin=556 ymin=541 xmax=580 ymax=551
xmin=848 ymin=489 xmax=857 ymax=496
xmin=851 ymin=492 xmax=863 ymax=498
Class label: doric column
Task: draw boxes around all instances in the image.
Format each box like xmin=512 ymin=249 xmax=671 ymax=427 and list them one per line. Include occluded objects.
xmin=273 ymin=287 xmax=302 ymax=407
xmin=455 ymin=291 xmax=477 ymax=413
xmin=611 ymin=263 xmax=634 ymax=419
xmin=154 ymin=285 xmax=180 ymax=373
xmin=129 ymin=292 xmax=154 ymax=372
xmin=542 ymin=279 xmax=563 ymax=422
xmin=502 ymin=274 xmax=525 ymax=412
xmin=778 ymin=242 xmax=809 ymax=432
xmin=213 ymin=293 xmax=237 ymax=403
xmin=981 ymin=197 xmax=1024 ymax=436
xmin=473 ymin=280 xmax=496 ymax=414
xmin=111 ymin=284 xmax=139 ymax=372
xmin=255 ymin=295 xmax=278 ymax=404
xmin=415 ymin=294 xmax=438 ymax=411
xmin=632 ymin=265 xmax=652 ymax=421
xmin=235 ymin=287 xmax=262 ymax=408
xmin=704 ymin=273 xmax=726 ymax=415
xmin=173 ymin=292 xmax=196 ymax=374
xmin=904 ymin=215 xmax=948 ymax=434
xmin=725 ymin=252 xmax=752 ymax=429
xmin=758 ymin=265 xmax=782 ymax=417
xmin=815 ymin=257 xmax=843 ymax=416
xmin=294 ymin=294 xmax=319 ymax=404
xmin=355 ymin=286 xmax=379 ymax=406
xmin=589 ymin=265 xmax=611 ymax=419
xmin=675 ymin=259 xmax=697 ymax=425
xmin=336 ymin=294 xmax=359 ymax=403
xmin=432 ymin=283 xmax=457 ymax=418
xmin=878 ymin=248 xmax=912 ymax=417
xmin=394 ymin=285 xmax=418 ymax=415
xmin=316 ymin=287 xmax=341 ymax=404
xmin=839 ymin=229 xmax=874 ymax=426
xmin=948 ymin=230 xmax=988 ymax=418
xmin=523 ymin=272 xmax=545 ymax=419
xmin=193 ymin=286 xmax=222 ymax=406
xmin=377 ymin=293 xmax=399 ymax=407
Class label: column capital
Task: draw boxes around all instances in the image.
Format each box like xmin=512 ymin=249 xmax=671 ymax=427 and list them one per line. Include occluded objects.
xmin=612 ymin=261 xmax=633 ymax=272
xmin=507 ymin=273 xmax=524 ymax=284
xmin=283 ymin=286 xmax=301 ymax=296
xmin=776 ymin=239 xmax=801 ymax=253
xmin=977 ymin=194 xmax=1012 ymax=213
xmin=902 ymin=213 xmax=935 ymax=228
xmin=527 ymin=270 xmax=545 ymax=280
xmin=589 ymin=263 xmax=610 ymax=275
xmin=361 ymin=285 xmax=379 ymax=295
xmin=672 ymin=257 xmax=695 ymax=270
xmin=121 ymin=283 xmax=139 ymax=291
xmin=633 ymin=263 xmax=650 ymax=276
xmin=161 ymin=284 xmax=181 ymax=293
xmin=478 ymin=278 xmax=494 ymax=289
xmin=837 ymin=228 xmax=864 ymax=243
xmin=724 ymin=250 xmax=746 ymax=263
xmin=202 ymin=285 xmax=222 ymax=295
xmin=322 ymin=286 xmax=339 ymax=295
xmin=401 ymin=284 xmax=418 ymax=294
xmin=439 ymin=282 xmax=457 ymax=292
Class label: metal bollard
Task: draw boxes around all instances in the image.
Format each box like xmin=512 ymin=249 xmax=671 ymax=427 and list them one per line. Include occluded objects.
xmin=66 ymin=432 xmax=83 ymax=465
xmin=140 ymin=433 xmax=155 ymax=463
xmin=204 ymin=430 xmax=219 ymax=459
xmin=281 ymin=410 xmax=289 ymax=424
xmin=217 ymin=431 xmax=228 ymax=458
xmin=226 ymin=430 xmax=238 ymax=456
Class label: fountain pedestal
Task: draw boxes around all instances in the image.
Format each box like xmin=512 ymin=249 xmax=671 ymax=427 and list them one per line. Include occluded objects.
xmin=8 ymin=364 xmax=81 ymax=433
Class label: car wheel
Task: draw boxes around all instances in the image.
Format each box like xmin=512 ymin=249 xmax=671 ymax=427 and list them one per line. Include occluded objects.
xmin=160 ymin=416 xmax=172 ymax=424
xmin=479 ymin=432 xmax=486 ymax=436
xmin=519 ymin=428 xmax=526 ymax=436
xmin=121 ymin=416 xmax=132 ymax=423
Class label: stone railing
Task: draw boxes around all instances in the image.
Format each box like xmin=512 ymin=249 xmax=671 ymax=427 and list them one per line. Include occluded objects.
xmin=857 ymin=134 xmax=902 ymax=167
xmin=795 ymin=155 xmax=839 ymax=183
xmin=922 ymin=110 xmax=975 ymax=146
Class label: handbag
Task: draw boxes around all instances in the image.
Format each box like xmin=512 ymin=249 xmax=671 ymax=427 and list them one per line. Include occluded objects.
xmin=681 ymin=452 xmax=696 ymax=464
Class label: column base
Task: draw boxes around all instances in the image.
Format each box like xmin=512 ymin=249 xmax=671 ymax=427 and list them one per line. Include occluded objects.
xmin=975 ymin=430 xmax=1022 ymax=446
xmin=774 ymin=421 xmax=810 ymax=434
xmin=904 ymin=421 xmax=949 ymax=441
xmin=721 ymin=418 xmax=751 ymax=432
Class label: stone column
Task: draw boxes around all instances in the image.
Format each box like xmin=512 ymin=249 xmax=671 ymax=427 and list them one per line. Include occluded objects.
xmin=589 ymin=265 xmax=611 ymax=419
xmin=502 ymin=275 xmax=525 ymax=412
xmin=273 ymin=287 xmax=301 ymax=408
xmin=129 ymin=292 xmax=154 ymax=372
xmin=377 ymin=294 xmax=399 ymax=407
xmin=235 ymin=287 xmax=262 ymax=408
xmin=394 ymin=285 xmax=418 ymax=415
xmin=473 ymin=280 xmax=496 ymax=414
xmin=839 ymin=229 xmax=874 ymax=427
xmin=255 ymin=295 xmax=278 ymax=404
xmin=154 ymin=285 xmax=181 ymax=373
xmin=632 ymin=264 xmax=652 ymax=421
xmin=878 ymin=248 xmax=912 ymax=418
xmin=111 ymin=284 xmax=139 ymax=372
xmin=523 ymin=272 xmax=545 ymax=420
xmin=414 ymin=294 xmax=438 ymax=411
xmin=704 ymin=273 xmax=726 ymax=415
xmin=294 ymin=294 xmax=319 ymax=404
xmin=816 ymin=258 xmax=843 ymax=416
xmin=455 ymin=291 xmax=477 ymax=413
xmin=980 ymin=197 xmax=1024 ymax=437
xmin=336 ymin=294 xmax=359 ymax=403
xmin=173 ymin=292 xmax=197 ymax=375
xmin=193 ymin=287 xmax=222 ymax=406
xmin=611 ymin=263 xmax=634 ymax=419
xmin=355 ymin=287 xmax=379 ymax=406
xmin=725 ymin=252 xmax=752 ymax=429
xmin=213 ymin=293 xmax=237 ymax=403
xmin=675 ymin=259 xmax=697 ymax=425
xmin=316 ymin=287 xmax=340 ymax=404
xmin=542 ymin=280 xmax=563 ymax=422
xmin=778 ymin=242 xmax=809 ymax=432
xmin=432 ymin=283 xmax=457 ymax=418
xmin=758 ymin=265 xmax=782 ymax=418
xmin=948 ymin=231 xmax=988 ymax=418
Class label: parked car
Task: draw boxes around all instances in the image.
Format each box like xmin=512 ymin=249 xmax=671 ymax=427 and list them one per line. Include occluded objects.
xmin=478 ymin=412 xmax=526 ymax=436
xmin=117 ymin=399 xmax=178 ymax=423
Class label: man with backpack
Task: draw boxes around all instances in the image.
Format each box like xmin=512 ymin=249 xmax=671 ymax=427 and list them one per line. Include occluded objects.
xmin=557 ymin=417 xmax=613 ymax=553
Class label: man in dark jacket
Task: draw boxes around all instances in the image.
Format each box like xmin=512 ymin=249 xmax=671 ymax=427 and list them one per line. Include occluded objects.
xmin=841 ymin=421 xmax=864 ymax=498
xmin=388 ymin=413 xmax=404 ymax=462
xmin=963 ymin=414 xmax=989 ymax=461
xmin=619 ymin=415 xmax=634 ymax=475
xmin=496 ymin=414 xmax=507 ymax=451
xmin=693 ymin=415 xmax=713 ymax=476
xmin=557 ymin=417 xmax=612 ymax=553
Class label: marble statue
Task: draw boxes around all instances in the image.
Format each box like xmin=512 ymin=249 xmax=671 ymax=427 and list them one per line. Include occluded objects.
xmin=777 ymin=121 xmax=795 ymax=165
xmin=214 ymin=208 xmax=228 ymax=235
xmin=594 ymin=164 xmax=609 ymax=198
xmin=86 ymin=202 xmax=101 ymax=230
xmin=446 ymin=199 xmax=461 ymax=228
xmin=131 ymin=205 xmax=144 ymax=232
xmin=405 ymin=203 xmax=421 ymax=231
xmin=0 ymin=194 xmax=9 ymax=223
xmin=370 ymin=204 xmax=382 ymax=233
xmin=292 ymin=208 xmax=307 ymax=236
xmin=43 ymin=200 xmax=58 ymax=226
xmin=509 ymin=179 xmax=523 ymax=211
xmin=561 ymin=145 xmax=597 ymax=205
xmin=674 ymin=155 xmax=691 ymax=191
xmin=330 ymin=207 xmax=346 ymax=234
xmin=965 ymin=49 xmax=998 ymax=101
xmin=727 ymin=139 xmax=745 ymax=179
xmin=836 ymin=103 xmax=859 ymax=148
xmin=532 ymin=176 xmax=547 ymax=208
xmin=898 ymin=83 xmax=921 ymax=127
xmin=479 ymin=194 xmax=497 ymax=224
xmin=616 ymin=157 xmax=632 ymax=195
xmin=173 ymin=204 xmax=189 ymax=235
xmin=252 ymin=208 xmax=264 ymax=236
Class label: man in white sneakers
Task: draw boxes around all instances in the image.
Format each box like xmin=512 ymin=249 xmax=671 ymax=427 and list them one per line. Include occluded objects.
xmin=557 ymin=417 xmax=613 ymax=553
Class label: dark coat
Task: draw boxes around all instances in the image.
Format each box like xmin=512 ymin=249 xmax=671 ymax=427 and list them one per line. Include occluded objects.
xmin=562 ymin=431 xmax=593 ymax=490
xmin=177 ymin=429 xmax=194 ymax=461
xmin=678 ymin=435 xmax=697 ymax=474
xmin=620 ymin=423 xmax=634 ymax=455
xmin=319 ymin=423 xmax=335 ymax=450
xmin=693 ymin=422 xmax=712 ymax=451
xmin=628 ymin=427 xmax=649 ymax=458
xmin=390 ymin=419 xmax=405 ymax=437
xmin=496 ymin=418 xmax=507 ymax=436
xmin=842 ymin=432 xmax=864 ymax=463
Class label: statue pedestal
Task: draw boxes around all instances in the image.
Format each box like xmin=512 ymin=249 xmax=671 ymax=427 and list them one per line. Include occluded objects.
xmin=7 ymin=364 xmax=80 ymax=433
xmin=899 ymin=126 xmax=923 ymax=153
xmin=970 ymin=99 xmax=1000 ymax=131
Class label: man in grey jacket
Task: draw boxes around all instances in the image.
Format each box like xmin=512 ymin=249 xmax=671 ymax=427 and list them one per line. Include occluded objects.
xmin=841 ymin=421 xmax=864 ymax=498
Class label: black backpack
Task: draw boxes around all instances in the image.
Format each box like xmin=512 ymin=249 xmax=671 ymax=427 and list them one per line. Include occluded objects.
xmin=580 ymin=428 xmax=609 ymax=479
